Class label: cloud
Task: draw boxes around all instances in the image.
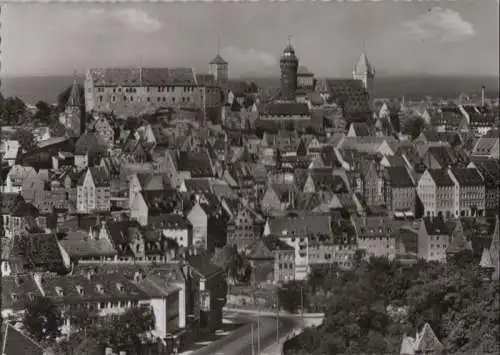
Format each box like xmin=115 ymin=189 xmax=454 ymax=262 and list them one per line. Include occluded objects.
xmin=50 ymin=8 xmax=162 ymax=34
xmin=401 ymin=7 xmax=475 ymax=42
xmin=109 ymin=9 xmax=163 ymax=34
xmin=222 ymin=47 xmax=277 ymax=74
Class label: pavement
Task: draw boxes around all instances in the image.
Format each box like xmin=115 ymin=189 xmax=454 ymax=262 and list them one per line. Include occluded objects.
xmin=178 ymin=311 xmax=299 ymax=355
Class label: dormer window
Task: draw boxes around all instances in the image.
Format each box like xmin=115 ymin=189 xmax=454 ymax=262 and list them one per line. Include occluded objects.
xmin=96 ymin=284 xmax=104 ymax=294
xmin=76 ymin=286 xmax=85 ymax=296
xmin=55 ymin=287 xmax=64 ymax=296
xmin=11 ymin=293 xmax=18 ymax=301
xmin=116 ymin=283 xmax=125 ymax=292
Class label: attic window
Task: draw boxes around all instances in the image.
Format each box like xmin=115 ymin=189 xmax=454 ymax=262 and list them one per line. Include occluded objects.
xmin=116 ymin=283 xmax=125 ymax=292
xmin=96 ymin=284 xmax=104 ymax=294
xmin=11 ymin=293 xmax=18 ymax=301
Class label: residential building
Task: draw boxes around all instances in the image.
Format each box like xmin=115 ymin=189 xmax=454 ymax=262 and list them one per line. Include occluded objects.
xmin=468 ymin=158 xmax=500 ymax=213
xmin=4 ymin=165 xmax=37 ymax=194
xmin=263 ymin=214 xmax=332 ymax=280
xmin=448 ymin=168 xmax=485 ymax=217
xmin=90 ymin=114 xmax=116 ymax=149
xmin=76 ymin=167 xmax=111 ymax=214
xmin=383 ymin=166 xmax=416 ymax=218
xmin=417 ymin=169 xmax=455 ymax=219
xmin=226 ymin=201 xmax=264 ymax=251
xmin=246 ymin=236 xmax=295 ymax=285
xmin=418 ymin=216 xmax=450 ymax=262
xmin=130 ymin=188 xmax=180 ymax=227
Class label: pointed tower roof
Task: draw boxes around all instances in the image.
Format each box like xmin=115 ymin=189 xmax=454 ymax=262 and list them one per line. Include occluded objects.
xmin=480 ymin=247 xmax=494 ymax=268
xmin=355 ymin=52 xmax=375 ymax=75
xmin=210 ymin=54 xmax=228 ymax=65
xmin=67 ymin=76 xmax=82 ymax=107
xmin=415 ymin=323 xmax=444 ymax=354
xmin=489 ymin=215 xmax=500 ymax=277
xmin=447 ymin=219 xmax=472 ymax=255
xmin=281 ymin=35 xmax=298 ymax=60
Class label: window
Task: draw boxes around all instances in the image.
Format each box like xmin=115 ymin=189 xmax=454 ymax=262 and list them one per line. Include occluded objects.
xmin=99 ymin=302 xmax=106 ymax=309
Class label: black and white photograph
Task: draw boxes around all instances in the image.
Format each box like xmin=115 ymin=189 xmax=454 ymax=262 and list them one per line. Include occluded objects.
xmin=0 ymin=1 xmax=499 ymax=354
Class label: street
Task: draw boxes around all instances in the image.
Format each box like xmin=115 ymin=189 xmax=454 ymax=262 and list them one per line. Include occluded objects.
xmin=182 ymin=313 xmax=297 ymax=355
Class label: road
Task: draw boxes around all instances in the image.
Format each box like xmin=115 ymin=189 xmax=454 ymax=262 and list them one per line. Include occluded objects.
xmin=186 ymin=312 xmax=297 ymax=355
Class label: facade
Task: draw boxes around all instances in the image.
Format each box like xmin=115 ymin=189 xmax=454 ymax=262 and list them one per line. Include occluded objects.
xmin=246 ymin=236 xmax=295 ymax=285
xmin=417 ymin=169 xmax=455 ymax=219
xmin=85 ymin=68 xmax=222 ymax=118
xmin=76 ymin=167 xmax=111 ymax=214
xmin=418 ymin=216 xmax=450 ymax=262
xmin=383 ymin=166 xmax=416 ymax=217
xmin=448 ymin=168 xmax=485 ymax=217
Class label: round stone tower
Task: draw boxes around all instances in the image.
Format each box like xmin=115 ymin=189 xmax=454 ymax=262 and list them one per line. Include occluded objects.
xmin=279 ymin=37 xmax=299 ymax=101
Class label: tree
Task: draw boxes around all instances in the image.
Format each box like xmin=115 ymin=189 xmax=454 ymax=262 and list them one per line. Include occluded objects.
xmin=402 ymin=116 xmax=426 ymax=139
xmin=23 ymin=296 xmax=63 ymax=342
xmin=50 ymin=121 xmax=67 ymax=137
xmin=13 ymin=128 xmax=37 ymax=152
xmin=34 ymin=100 xmax=53 ymax=124
xmin=67 ymin=304 xmax=99 ymax=336
xmin=1 ymin=96 xmax=28 ymax=124
xmin=90 ymin=305 xmax=156 ymax=353
xmin=278 ymin=281 xmax=307 ymax=313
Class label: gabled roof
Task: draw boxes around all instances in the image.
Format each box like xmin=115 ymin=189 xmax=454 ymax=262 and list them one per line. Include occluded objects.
xmin=186 ymin=253 xmax=223 ymax=279
xmin=1 ymin=322 xmax=45 ymax=355
xmin=385 ymin=166 xmax=414 ymax=188
xmin=60 ymin=230 xmax=117 ymax=258
xmin=427 ymin=169 xmax=454 ymax=187
xmin=2 ymin=274 xmax=43 ymax=311
xmin=267 ymin=214 xmax=331 ymax=237
xmin=349 ymin=122 xmax=371 ymax=137
xmin=89 ymin=67 xmax=197 ymax=87
xmin=257 ymin=102 xmax=311 ymax=117
xmin=450 ymin=168 xmax=484 ymax=186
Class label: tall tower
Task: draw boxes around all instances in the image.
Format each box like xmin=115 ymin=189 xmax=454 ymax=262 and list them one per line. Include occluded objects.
xmin=352 ymin=51 xmax=375 ymax=101
xmin=209 ymin=40 xmax=229 ymax=84
xmin=61 ymin=74 xmax=84 ymax=137
xmin=280 ymin=36 xmax=299 ymax=101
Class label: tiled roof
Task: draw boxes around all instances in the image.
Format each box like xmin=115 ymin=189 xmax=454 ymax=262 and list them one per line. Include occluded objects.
xmin=186 ymin=253 xmax=223 ymax=279
xmin=267 ymin=214 xmax=331 ymax=237
xmin=385 ymin=166 xmax=415 ymax=188
xmin=89 ymin=67 xmax=197 ymax=87
xmin=352 ymin=216 xmax=409 ymax=237
xmin=183 ymin=178 xmax=213 ymax=194
xmin=1 ymin=322 xmax=45 ymax=355
xmin=450 ymin=168 xmax=484 ymax=186
xmin=149 ymin=213 xmax=192 ymax=230
xmin=472 ymin=137 xmax=498 ymax=155
xmin=323 ymin=79 xmax=371 ymax=114
xmin=258 ymin=102 xmax=310 ymax=117
xmin=2 ymin=275 xmax=43 ymax=311
xmin=350 ymin=122 xmax=371 ymax=137
xmin=425 ymin=146 xmax=457 ymax=168
xmin=40 ymin=273 xmax=150 ymax=304
xmin=74 ymin=131 xmax=106 ymax=156
xmin=177 ymin=150 xmax=214 ymax=177
xmin=141 ymin=188 xmax=180 ymax=214
xmin=427 ymin=169 xmax=454 ymax=187
xmin=60 ymin=230 xmax=117 ymax=258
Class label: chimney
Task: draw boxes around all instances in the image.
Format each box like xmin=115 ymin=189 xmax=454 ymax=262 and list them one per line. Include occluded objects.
xmin=481 ymin=86 xmax=486 ymax=107
xmin=104 ymin=348 xmax=113 ymax=355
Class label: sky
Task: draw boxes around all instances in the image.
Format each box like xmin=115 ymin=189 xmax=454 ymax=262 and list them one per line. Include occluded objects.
xmin=2 ymin=1 xmax=499 ymax=78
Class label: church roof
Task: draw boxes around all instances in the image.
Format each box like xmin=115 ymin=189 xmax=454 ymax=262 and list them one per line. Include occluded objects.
xmin=210 ymin=54 xmax=228 ymax=65
xmin=354 ymin=52 xmax=375 ymax=75
xmin=67 ymin=78 xmax=83 ymax=107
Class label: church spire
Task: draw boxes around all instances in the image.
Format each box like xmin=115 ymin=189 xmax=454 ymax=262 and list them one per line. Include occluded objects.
xmin=67 ymin=71 xmax=82 ymax=108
